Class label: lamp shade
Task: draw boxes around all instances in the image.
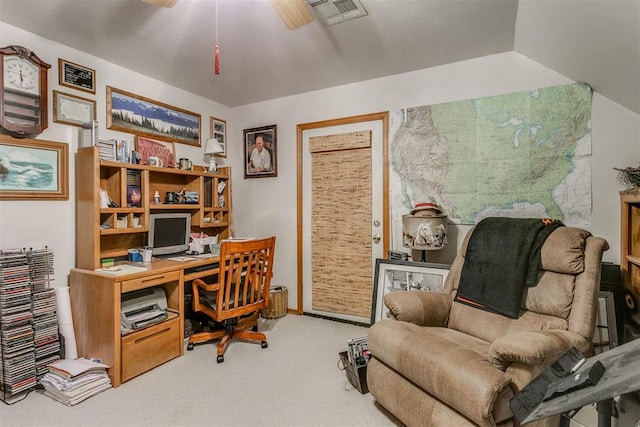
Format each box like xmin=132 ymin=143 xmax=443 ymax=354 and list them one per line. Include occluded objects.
xmin=204 ymin=138 xmax=224 ymax=155
xmin=402 ymin=213 xmax=448 ymax=250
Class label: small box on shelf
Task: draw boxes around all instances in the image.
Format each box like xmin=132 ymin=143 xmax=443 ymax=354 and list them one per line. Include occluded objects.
xmin=132 ymin=215 xmax=142 ymax=228
xmin=116 ymin=216 xmax=128 ymax=229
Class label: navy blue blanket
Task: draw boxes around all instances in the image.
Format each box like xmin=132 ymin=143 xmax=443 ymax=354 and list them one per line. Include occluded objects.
xmin=454 ymin=217 xmax=563 ymax=319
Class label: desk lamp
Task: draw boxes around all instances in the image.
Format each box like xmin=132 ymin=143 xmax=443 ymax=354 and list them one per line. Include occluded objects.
xmin=204 ymin=138 xmax=224 ymax=172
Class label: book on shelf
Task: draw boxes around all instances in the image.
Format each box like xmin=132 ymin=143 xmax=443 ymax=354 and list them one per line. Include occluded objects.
xmin=97 ymin=139 xmax=117 ymax=161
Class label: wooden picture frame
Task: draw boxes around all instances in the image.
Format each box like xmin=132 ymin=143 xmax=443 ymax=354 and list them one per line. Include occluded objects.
xmin=0 ymin=134 xmax=69 ymax=200
xmin=53 ymin=90 xmax=96 ymax=127
xmin=58 ymin=58 xmax=96 ymax=94
xmin=371 ymin=259 xmax=449 ymax=324
xmin=210 ymin=116 xmax=227 ymax=158
xmin=135 ymin=135 xmax=176 ymax=168
xmin=107 ymin=86 xmax=201 ymax=147
xmin=593 ymin=291 xmax=619 ymax=354
xmin=244 ymin=124 xmax=277 ymax=178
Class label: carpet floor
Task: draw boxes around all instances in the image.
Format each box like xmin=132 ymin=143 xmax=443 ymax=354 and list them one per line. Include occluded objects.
xmin=3 ymin=314 xmax=401 ymax=426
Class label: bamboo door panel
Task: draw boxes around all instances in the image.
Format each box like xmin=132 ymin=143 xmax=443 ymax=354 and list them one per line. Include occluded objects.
xmin=309 ymin=131 xmax=372 ymax=317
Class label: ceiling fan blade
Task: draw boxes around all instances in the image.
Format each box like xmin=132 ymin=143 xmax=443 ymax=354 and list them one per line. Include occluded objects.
xmin=142 ymin=0 xmax=179 ymax=7
xmin=270 ymin=0 xmax=315 ymax=30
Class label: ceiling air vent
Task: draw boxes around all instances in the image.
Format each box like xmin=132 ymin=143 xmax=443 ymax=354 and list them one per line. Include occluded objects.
xmin=306 ymin=0 xmax=368 ymax=26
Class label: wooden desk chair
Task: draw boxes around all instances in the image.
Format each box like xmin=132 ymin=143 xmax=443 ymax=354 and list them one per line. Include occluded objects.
xmin=186 ymin=236 xmax=276 ymax=363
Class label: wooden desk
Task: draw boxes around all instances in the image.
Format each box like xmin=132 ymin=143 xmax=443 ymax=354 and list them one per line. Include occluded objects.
xmin=70 ymin=256 xmax=220 ymax=387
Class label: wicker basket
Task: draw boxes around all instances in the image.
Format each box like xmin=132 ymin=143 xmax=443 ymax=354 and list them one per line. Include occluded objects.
xmin=262 ymin=286 xmax=288 ymax=319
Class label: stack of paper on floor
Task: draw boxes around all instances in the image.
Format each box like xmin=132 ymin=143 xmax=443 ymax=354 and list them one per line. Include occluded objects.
xmin=40 ymin=358 xmax=111 ymax=406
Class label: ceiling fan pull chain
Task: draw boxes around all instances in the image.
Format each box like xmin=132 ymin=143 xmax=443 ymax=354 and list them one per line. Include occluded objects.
xmin=215 ymin=45 xmax=220 ymax=75
xmin=214 ymin=0 xmax=220 ymax=75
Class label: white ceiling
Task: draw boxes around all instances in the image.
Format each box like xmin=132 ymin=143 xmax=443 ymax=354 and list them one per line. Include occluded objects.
xmin=0 ymin=0 xmax=638 ymax=114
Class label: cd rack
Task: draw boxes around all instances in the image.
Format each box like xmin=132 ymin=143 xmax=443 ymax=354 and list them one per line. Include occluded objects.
xmin=27 ymin=248 xmax=60 ymax=382
xmin=0 ymin=248 xmax=59 ymax=404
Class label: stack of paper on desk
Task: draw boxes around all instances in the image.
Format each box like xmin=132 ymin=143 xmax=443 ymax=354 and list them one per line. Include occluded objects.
xmin=41 ymin=358 xmax=111 ymax=406
xmin=94 ymin=264 xmax=147 ymax=276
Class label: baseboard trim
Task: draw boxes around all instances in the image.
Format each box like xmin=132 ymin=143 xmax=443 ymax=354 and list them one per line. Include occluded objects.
xmin=302 ymin=311 xmax=370 ymax=328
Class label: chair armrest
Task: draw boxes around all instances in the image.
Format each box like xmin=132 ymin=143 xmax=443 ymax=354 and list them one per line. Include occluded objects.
xmin=193 ymin=278 xmax=220 ymax=292
xmin=384 ymin=290 xmax=451 ymax=326
xmin=489 ymin=330 xmax=587 ymax=370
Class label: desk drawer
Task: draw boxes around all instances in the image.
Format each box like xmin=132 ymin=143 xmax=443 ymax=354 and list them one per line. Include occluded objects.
xmin=121 ymin=313 xmax=181 ymax=382
xmin=121 ymin=270 xmax=180 ymax=293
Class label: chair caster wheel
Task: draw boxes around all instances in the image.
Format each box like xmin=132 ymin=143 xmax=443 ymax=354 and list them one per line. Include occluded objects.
xmin=217 ymin=355 xmax=224 ymax=363
xmin=261 ymin=341 xmax=268 ymax=349
xmin=187 ymin=343 xmax=194 ymax=351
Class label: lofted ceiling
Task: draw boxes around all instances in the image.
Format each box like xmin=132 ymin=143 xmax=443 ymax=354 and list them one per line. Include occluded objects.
xmin=0 ymin=0 xmax=638 ymax=114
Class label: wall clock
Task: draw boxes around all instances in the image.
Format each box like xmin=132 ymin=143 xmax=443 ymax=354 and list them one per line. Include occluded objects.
xmin=0 ymin=45 xmax=51 ymax=136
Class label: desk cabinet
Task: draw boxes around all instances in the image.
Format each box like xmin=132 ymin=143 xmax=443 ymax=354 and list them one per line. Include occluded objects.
xmin=70 ymin=267 xmax=184 ymax=387
xmin=121 ymin=313 xmax=181 ymax=383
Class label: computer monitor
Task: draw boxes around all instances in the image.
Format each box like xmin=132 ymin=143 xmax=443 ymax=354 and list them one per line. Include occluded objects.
xmin=148 ymin=213 xmax=191 ymax=256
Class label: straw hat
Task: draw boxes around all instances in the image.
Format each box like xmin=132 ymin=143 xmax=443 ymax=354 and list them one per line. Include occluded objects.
xmin=410 ymin=198 xmax=444 ymax=216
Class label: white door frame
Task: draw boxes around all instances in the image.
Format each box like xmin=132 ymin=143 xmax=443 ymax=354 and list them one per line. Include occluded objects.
xmin=296 ymin=112 xmax=389 ymax=317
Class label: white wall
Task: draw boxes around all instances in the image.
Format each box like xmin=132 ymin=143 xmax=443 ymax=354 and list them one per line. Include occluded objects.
xmin=231 ymin=52 xmax=640 ymax=309
xmin=2 ymin=23 xmax=638 ymax=310
xmin=0 ymin=23 xmax=231 ymax=286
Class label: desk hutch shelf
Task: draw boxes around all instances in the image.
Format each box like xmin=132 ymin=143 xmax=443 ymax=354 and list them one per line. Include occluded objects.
xmin=621 ymin=190 xmax=640 ymax=298
xmin=76 ymin=146 xmax=232 ymax=270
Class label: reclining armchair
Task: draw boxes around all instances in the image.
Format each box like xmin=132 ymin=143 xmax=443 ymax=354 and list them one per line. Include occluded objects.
xmin=368 ymin=223 xmax=608 ymax=427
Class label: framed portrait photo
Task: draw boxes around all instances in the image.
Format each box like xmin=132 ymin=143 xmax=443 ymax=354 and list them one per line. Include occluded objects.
xmin=244 ymin=124 xmax=277 ymax=178
xmin=371 ymin=259 xmax=449 ymax=324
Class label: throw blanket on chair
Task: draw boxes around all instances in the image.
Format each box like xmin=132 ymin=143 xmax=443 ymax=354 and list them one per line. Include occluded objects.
xmin=454 ymin=217 xmax=563 ymax=318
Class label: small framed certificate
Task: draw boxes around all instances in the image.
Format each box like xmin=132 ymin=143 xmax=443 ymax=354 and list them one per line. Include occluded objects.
xmin=53 ymin=90 xmax=96 ymax=127
xmin=58 ymin=58 xmax=96 ymax=94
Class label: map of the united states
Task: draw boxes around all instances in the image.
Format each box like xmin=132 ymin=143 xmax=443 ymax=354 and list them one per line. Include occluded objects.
xmin=390 ymin=83 xmax=592 ymax=226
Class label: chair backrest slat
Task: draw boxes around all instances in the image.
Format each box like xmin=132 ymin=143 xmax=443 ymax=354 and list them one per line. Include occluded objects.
xmin=212 ymin=236 xmax=276 ymax=320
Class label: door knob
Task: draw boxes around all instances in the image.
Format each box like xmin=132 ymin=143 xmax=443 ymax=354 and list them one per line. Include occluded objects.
xmin=372 ymin=234 xmax=381 ymax=244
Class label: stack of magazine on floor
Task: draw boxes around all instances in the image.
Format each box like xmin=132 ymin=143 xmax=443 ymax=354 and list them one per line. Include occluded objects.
xmin=40 ymin=358 xmax=111 ymax=406
xmin=347 ymin=336 xmax=371 ymax=367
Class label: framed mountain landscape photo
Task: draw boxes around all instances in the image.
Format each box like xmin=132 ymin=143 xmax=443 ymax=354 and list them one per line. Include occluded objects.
xmin=106 ymin=86 xmax=201 ymax=146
